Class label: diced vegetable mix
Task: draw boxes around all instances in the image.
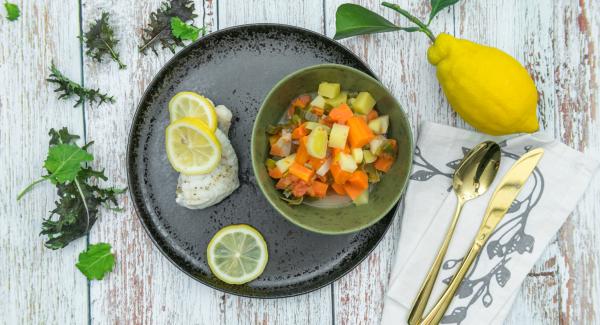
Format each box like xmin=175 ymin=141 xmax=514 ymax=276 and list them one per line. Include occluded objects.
xmin=265 ymin=82 xmax=398 ymax=206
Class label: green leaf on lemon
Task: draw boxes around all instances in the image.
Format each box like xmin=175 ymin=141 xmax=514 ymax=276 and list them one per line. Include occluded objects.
xmin=334 ymin=3 xmax=404 ymax=40
xmin=429 ymin=0 xmax=460 ymax=24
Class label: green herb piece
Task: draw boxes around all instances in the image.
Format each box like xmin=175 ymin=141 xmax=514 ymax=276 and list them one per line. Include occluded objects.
xmin=265 ymin=158 xmax=277 ymax=170
xmin=334 ymin=1 xmax=461 ymax=42
xmin=266 ymin=124 xmax=282 ymax=135
xmin=281 ymin=195 xmax=303 ymax=205
xmin=170 ymin=16 xmax=204 ymax=41
xmin=76 ymin=243 xmax=115 ymax=280
xmin=364 ymin=164 xmax=381 ymax=183
xmin=139 ymin=0 xmax=199 ymax=55
xmin=4 ymin=1 xmax=19 ymax=21
xmin=47 ymin=62 xmax=115 ymax=107
xmin=18 ymin=128 xmax=126 ymax=249
xmin=82 ymin=12 xmax=126 ymax=69
xmin=44 ymin=144 xmax=93 ymax=184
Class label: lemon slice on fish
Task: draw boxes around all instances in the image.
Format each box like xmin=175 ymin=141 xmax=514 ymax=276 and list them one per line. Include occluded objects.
xmin=166 ymin=117 xmax=221 ymax=175
xmin=169 ymin=91 xmax=218 ymax=132
xmin=207 ymin=224 xmax=268 ymax=285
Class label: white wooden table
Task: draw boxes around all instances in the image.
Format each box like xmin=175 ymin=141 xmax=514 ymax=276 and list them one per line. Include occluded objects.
xmin=1 ymin=0 xmax=599 ymax=324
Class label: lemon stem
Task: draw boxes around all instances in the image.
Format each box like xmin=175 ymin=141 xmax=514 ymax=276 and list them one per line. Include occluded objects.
xmin=381 ymin=2 xmax=436 ymax=43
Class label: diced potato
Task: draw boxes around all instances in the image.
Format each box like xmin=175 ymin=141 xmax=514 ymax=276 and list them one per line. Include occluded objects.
xmin=328 ymin=123 xmax=350 ymax=149
xmin=304 ymin=121 xmax=330 ymax=132
xmin=325 ymin=91 xmax=348 ymax=108
xmin=368 ymin=115 xmax=389 ymax=134
xmin=352 ymin=92 xmax=376 ymax=114
xmin=306 ymin=126 xmax=329 ymax=159
xmin=275 ymin=154 xmax=296 ymax=173
xmin=369 ymin=135 xmax=387 ymax=155
xmin=338 ymin=152 xmax=358 ymax=173
xmin=318 ymin=82 xmax=341 ymax=99
xmin=353 ymin=188 xmax=369 ymax=206
xmin=316 ymin=158 xmax=332 ymax=176
xmin=363 ymin=150 xmax=377 ymax=164
xmin=310 ymin=95 xmax=326 ymax=108
xmin=351 ymin=148 xmax=363 ymax=164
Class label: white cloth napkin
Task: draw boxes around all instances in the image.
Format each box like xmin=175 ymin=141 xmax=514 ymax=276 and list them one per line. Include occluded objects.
xmin=381 ymin=122 xmax=599 ymax=325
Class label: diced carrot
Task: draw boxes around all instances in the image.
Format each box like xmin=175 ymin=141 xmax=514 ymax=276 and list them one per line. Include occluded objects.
xmin=347 ymin=170 xmax=368 ymax=190
xmin=276 ymin=174 xmax=299 ymax=189
xmin=344 ymin=183 xmax=366 ymax=200
xmin=388 ymin=139 xmax=398 ymax=151
xmin=292 ymin=180 xmax=310 ymax=197
xmin=367 ymin=109 xmax=379 ymax=121
xmin=307 ymin=181 xmax=329 ymax=198
xmin=331 ymin=183 xmax=347 ymax=195
xmin=295 ymin=137 xmax=310 ymax=164
xmin=269 ymin=134 xmax=279 ymax=146
xmin=270 ymin=131 xmax=292 ymax=157
xmin=347 ymin=116 xmax=375 ymax=148
xmin=330 ymin=162 xmax=352 ymax=184
xmin=311 ymin=107 xmax=325 ymax=116
xmin=309 ymin=157 xmax=326 ymax=171
xmin=291 ymin=94 xmax=311 ymax=109
xmin=288 ymin=162 xmax=315 ymax=183
xmin=329 ymin=103 xmax=354 ymax=124
xmin=374 ymin=155 xmax=395 ymax=172
xmin=319 ymin=116 xmax=334 ymax=128
xmin=268 ymin=167 xmax=283 ymax=179
xmin=292 ymin=124 xmax=309 ymax=140
xmin=332 ymin=145 xmax=350 ymax=161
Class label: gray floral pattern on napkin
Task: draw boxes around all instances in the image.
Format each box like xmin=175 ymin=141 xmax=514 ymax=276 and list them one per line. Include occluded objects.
xmin=410 ymin=142 xmax=544 ymax=324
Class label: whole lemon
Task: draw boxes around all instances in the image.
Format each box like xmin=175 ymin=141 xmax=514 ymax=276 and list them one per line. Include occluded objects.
xmin=428 ymin=33 xmax=539 ymax=135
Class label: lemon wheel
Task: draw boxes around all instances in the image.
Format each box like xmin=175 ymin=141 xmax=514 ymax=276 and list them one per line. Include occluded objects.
xmin=165 ymin=117 xmax=221 ymax=175
xmin=207 ymin=224 xmax=268 ymax=285
xmin=169 ymin=91 xmax=218 ymax=132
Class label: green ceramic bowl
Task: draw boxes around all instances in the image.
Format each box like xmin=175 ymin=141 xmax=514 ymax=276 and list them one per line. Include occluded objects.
xmin=251 ymin=64 xmax=413 ymax=234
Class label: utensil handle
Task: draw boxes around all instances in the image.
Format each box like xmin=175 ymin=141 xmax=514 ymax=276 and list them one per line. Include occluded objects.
xmin=408 ymin=198 xmax=464 ymax=325
xmin=419 ymin=241 xmax=483 ymax=325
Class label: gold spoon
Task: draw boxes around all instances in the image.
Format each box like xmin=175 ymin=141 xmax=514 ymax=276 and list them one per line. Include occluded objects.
xmin=408 ymin=141 xmax=501 ymax=325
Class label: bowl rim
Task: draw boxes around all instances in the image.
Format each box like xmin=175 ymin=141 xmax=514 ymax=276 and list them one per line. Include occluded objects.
xmin=251 ymin=63 xmax=414 ymax=235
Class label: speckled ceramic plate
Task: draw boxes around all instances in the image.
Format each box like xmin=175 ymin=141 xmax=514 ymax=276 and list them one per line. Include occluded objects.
xmin=127 ymin=24 xmax=399 ymax=298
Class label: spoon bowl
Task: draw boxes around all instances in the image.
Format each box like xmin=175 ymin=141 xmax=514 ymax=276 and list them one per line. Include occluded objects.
xmin=453 ymin=141 xmax=502 ymax=201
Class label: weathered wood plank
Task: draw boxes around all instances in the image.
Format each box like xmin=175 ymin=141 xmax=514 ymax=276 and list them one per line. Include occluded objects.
xmin=552 ymin=0 xmax=600 ymax=323
xmin=453 ymin=1 xmax=564 ymax=322
xmin=216 ymin=1 xmax=333 ymax=324
xmin=0 ymin=1 xmax=88 ymax=324
xmin=323 ymin=1 xmax=454 ymax=323
xmin=81 ymin=1 xmax=224 ymax=324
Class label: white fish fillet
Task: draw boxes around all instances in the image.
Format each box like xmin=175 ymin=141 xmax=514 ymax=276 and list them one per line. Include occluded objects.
xmin=175 ymin=105 xmax=239 ymax=209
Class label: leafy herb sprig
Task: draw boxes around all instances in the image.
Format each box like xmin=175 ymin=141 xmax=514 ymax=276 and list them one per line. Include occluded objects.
xmin=18 ymin=128 xmax=126 ymax=250
xmin=82 ymin=12 xmax=126 ymax=69
xmin=171 ymin=16 xmax=205 ymax=41
xmin=76 ymin=243 xmax=116 ymax=280
xmin=4 ymin=1 xmax=19 ymax=21
xmin=47 ymin=62 xmax=115 ymax=107
xmin=334 ymin=1 xmax=460 ymax=42
xmin=139 ymin=0 xmax=199 ymax=55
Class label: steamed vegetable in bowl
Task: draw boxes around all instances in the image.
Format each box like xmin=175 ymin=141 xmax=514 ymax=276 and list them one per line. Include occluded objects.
xmin=265 ymin=82 xmax=398 ymax=206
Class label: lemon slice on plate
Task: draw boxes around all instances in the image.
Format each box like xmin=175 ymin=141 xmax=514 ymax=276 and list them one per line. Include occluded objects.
xmin=165 ymin=117 xmax=221 ymax=175
xmin=207 ymin=224 xmax=268 ymax=285
xmin=169 ymin=91 xmax=218 ymax=132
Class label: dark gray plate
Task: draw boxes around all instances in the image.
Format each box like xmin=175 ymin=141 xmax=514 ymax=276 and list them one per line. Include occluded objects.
xmin=127 ymin=24 xmax=398 ymax=298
